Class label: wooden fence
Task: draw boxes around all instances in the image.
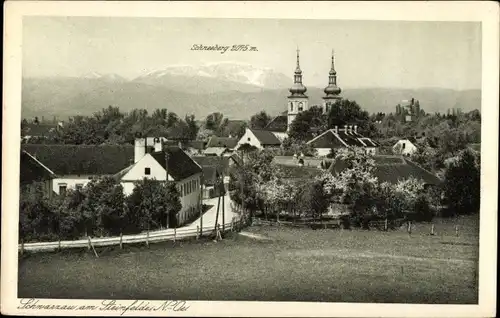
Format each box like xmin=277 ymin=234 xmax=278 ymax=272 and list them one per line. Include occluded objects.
xmin=19 ymin=216 xmax=246 ymax=254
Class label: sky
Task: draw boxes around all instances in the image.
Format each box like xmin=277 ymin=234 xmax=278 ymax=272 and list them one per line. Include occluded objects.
xmin=22 ymin=17 xmax=482 ymax=90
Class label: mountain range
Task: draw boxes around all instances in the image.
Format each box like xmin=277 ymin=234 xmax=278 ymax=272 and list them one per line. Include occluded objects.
xmin=22 ymin=63 xmax=481 ymax=120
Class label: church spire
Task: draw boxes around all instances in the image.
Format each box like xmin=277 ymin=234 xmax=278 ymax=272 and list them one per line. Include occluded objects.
xmin=295 ymin=47 xmax=302 ymax=74
xmin=289 ymin=47 xmax=307 ymax=96
xmin=323 ymin=49 xmax=341 ymax=97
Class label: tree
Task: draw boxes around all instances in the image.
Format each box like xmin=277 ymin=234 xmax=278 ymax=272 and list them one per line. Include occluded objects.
xmin=19 ymin=182 xmax=58 ymax=242
xmin=184 ymin=114 xmax=199 ymax=140
xmin=443 ymin=148 xmax=480 ymax=215
xmin=327 ymin=99 xmax=371 ymax=132
xmin=250 ymin=111 xmax=271 ymax=129
xmin=205 ymin=112 xmax=224 ymax=131
xmin=288 ymin=106 xmax=326 ymax=141
xmin=125 ymin=178 xmax=182 ymax=231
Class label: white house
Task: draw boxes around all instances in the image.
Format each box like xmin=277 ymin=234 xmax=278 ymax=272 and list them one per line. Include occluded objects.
xmin=117 ymin=141 xmax=203 ymax=226
xmin=393 ymin=137 xmax=418 ymax=156
xmin=236 ymin=128 xmax=282 ymax=150
xmin=306 ymin=125 xmax=379 ymax=156
xmin=20 ymin=144 xmax=134 ymax=195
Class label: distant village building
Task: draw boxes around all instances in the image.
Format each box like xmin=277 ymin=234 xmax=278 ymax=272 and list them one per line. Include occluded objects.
xmin=116 ymin=141 xmax=202 ymax=226
xmin=395 ymin=98 xmax=421 ymax=122
xmin=203 ymin=136 xmax=238 ymax=156
xmin=236 ymin=128 xmax=282 ymax=150
xmin=392 ymin=137 xmax=419 ymax=156
xmin=306 ymin=125 xmax=379 ymax=156
xmin=21 ymin=144 xmax=134 ymax=195
xmin=192 ymin=154 xmax=241 ymax=199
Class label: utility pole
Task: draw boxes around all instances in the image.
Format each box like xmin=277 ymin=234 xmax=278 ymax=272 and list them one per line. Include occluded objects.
xmin=199 ymin=171 xmax=203 ymax=236
xmin=222 ymin=171 xmax=225 ymax=232
xmin=164 ymin=145 xmax=170 ymax=228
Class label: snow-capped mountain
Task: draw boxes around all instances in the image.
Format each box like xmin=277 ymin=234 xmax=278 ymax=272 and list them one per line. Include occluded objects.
xmin=81 ymin=72 xmax=127 ymax=82
xmin=134 ymin=62 xmax=292 ymax=90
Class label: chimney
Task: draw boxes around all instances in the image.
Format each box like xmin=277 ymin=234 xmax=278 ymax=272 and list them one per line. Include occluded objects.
xmin=154 ymin=137 xmax=163 ymax=152
xmin=134 ymin=137 xmax=146 ymax=163
xmin=354 ymin=125 xmax=358 ymax=134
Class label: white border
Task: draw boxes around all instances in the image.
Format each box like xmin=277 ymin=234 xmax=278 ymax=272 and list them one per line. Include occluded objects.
xmin=2 ymin=1 xmax=498 ymax=317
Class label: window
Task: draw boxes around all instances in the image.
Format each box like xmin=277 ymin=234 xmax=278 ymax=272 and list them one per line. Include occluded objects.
xmin=247 ymin=137 xmax=251 ymax=142
xmin=402 ymin=143 xmax=406 ymax=149
xmin=144 ymin=167 xmax=151 ymax=175
xmin=183 ymin=184 xmax=186 ymax=196
xmin=75 ymin=184 xmax=83 ymax=190
xmin=298 ymin=102 xmax=304 ymax=112
xmin=290 ymin=102 xmax=294 ymax=112
xmin=58 ymin=184 xmax=67 ymax=194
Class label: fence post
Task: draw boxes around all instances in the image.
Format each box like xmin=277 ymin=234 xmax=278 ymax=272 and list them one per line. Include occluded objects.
xmin=120 ymin=232 xmax=123 ymax=249
xmin=87 ymin=236 xmax=99 ymax=258
xmin=58 ymin=236 xmax=61 ymax=251
xmin=196 ymin=226 xmax=200 ymax=240
xmin=384 ymin=218 xmax=388 ymax=232
xmin=146 ymin=229 xmax=150 ymax=248
xmin=87 ymin=236 xmax=91 ymax=250
xmin=407 ymin=221 xmax=412 ymax=236
xmin=174 ymin=228 xmax=177 ymax=243
xmin=455 ymin=225 xmax=459 ymax=237
xmin=431 ymin=224 xmax=435 ymax=236
xmin=21 ymin=239 xmax=24 ymax=255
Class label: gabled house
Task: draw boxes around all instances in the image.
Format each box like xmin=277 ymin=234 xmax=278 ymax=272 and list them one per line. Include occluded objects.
xmin=20 ymin=150 xmax=57 ymax=197
xmin=21 ymin=144 xmax=134 ymax=195
xmin=306 ymin=125 xmax=379 ymax=156
xmin=236 ymin=128 xmax=282 ymax=150
xmin=392 ymin=137 xmax=419 ymax=156
xmin=204 ymin=136 xmax=238 ymax=156
xmin=116 ymin=145 xmax=203 ymax=226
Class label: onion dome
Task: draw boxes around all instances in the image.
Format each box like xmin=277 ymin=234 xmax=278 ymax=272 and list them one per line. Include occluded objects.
xmin=289 ymin=48 xmax=307 ymax=96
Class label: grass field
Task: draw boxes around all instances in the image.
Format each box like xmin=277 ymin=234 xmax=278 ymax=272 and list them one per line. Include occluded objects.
xmin=18 ymin=215 xmax=479 ymax=303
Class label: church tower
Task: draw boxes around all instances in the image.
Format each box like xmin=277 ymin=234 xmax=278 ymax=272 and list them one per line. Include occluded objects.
xmin=322 ymin=50 xmax=342 ymax=114
xmin=287 ymin=48 xmax=309 ymax=132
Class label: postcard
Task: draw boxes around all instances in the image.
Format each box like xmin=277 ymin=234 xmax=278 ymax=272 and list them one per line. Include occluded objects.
xmin=2 ymin=1 xmax=498 ymax=317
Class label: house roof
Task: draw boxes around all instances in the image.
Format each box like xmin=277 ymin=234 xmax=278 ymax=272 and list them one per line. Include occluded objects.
xmin=192 ymin=156 xmax=231 ymax=174
xmin=277 ymin=164 xmax=324 ymax=180
xmin=150 ymin=146 xmax=202 ymax=181
xmin=204 ymin=147 xmax=228 ymax=156
xmin=249 ymin=129 xmax=282 ymax=146
xmin=21 ymin=123 xmax=59 ymax=137
xmin=272 ymin=156 xmax=329 ymax=168
xmin=265 ymin=115 xmax=288 ymax=133
xmin=20 ymin=150 xmax=56 ymax=185
xmin=21 ymin=144 xmax=134 ymax=176
xmin=307 ymin=129 xmax=379 ymax=148
xmin=328 ymin=155 xmax=442 ymax=185
xmin=206 ymin=136 xmax=238 ymax=149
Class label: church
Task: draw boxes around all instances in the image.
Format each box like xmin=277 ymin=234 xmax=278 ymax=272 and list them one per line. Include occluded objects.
xmin=236 ymin=49 xmax=379 ymax=156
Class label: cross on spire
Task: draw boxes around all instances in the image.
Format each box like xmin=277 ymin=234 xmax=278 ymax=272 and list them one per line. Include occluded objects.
xmin=295 ymin=46 xmax=301 ymax=73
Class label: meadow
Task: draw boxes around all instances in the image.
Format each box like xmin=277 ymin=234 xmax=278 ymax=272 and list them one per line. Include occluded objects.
xmin=18 ymin=215 xmax=479 ymax=303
